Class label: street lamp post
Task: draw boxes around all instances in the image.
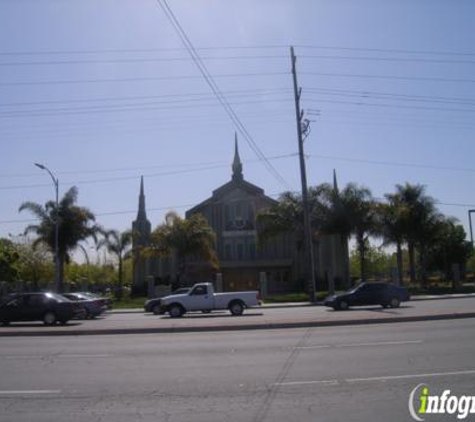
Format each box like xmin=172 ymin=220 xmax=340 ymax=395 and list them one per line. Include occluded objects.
xmin=469 ymin=210 xmax=475 ymax=246
xmin=35 ymin=163 xmax=60 ymax=292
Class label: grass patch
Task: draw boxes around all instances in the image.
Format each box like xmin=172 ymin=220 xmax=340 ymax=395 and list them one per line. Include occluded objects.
xmin=112 ymin=296 xmax=148 ymax=309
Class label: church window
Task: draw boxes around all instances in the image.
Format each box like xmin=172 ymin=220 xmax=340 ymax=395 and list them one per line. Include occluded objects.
xmin=237 ymin=243 xmax=244 ymax=260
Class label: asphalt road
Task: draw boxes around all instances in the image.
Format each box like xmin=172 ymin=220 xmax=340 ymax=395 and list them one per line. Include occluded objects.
xmin=0 ymin=318 xmax=474 ymax=422
xmin=1 ymin=297 xmax=475 ymax=335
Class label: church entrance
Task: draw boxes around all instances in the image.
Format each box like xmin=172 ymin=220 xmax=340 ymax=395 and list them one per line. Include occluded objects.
xmin=222 ymin=269 xmax=259 ymax=291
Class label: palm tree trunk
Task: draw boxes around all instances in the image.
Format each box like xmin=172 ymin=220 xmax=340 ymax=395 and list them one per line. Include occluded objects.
xmin=396 ymin=241 xmax=403 ymax=286
xmin=117 ymin=256 xmax=123 ymax=300
xmin=419 ymin=244 xmax=428 ymax=288
xmin=358 ymin=235 xmax=366 ymax=282
xmin=58 ymin=256 xmax=65 ymax=293
xmin=408 ymin=242 xmax=416 ymax=285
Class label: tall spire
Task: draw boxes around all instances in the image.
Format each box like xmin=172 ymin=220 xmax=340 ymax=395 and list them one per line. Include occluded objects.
xmin=232 ymin=132 xmax=243 ymax=181
xmin=333 ymin=169 xmax=339 ymax=193
xmin=137 ymin=176 xmax=147 ymax=220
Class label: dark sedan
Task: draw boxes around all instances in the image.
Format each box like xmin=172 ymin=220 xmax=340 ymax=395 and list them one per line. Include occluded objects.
xmin=62 ymin=293 xmax=107 ymax=318
xmin=0 ymin=292 xmax=85 ymax=325
xmin=324 ymin=282 xmax=410 ymax=310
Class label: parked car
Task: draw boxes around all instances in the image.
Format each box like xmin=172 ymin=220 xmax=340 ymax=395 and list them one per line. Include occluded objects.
xmin=144 ymin=288 xmax=191 ymax=314
xmin=158 ymin=282 xmax=261 ymax=317
xmin=61 ymin=293 xmax=108 ymax=318
xmin=78 ymin=292 xmax=113 ymax=310
xmin=324 ymin=282 xmax=410 ymax=311
xmin=0 ymin=292 xmax=85 ymax=326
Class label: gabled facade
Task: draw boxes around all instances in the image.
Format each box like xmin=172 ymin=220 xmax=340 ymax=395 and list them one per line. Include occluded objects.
xmin=132 ymin=135 xmax=349 ymax=295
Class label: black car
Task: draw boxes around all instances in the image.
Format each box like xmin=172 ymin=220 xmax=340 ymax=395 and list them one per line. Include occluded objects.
xmin=61 ymin=293 xmax=107 ymax=318
xmin=324 ymin=282 xmax=410 ymax=310
xmin=0 ymin=292 xmax=84 ymax=326
xmin=144 ymin=288 xmax=190 ymax=314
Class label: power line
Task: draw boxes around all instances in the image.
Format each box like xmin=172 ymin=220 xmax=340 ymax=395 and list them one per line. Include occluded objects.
xmin=155 ymin=0 xmax=290 ymax=189
xmin=0 ymin=153 xmax=298 ymax=189
xmin=301 ymin=71 xmax=475 ymax=84
xmin=300 ymin=54 xmax=475 ymax=65
xmin=0 ymin=87 xmax=291 ymax=108
xmin=0 ymin=72 xmax=289 ymax=88
xmin=304 ymin=87 xmax=475 ymax=107
xmin=295 ymin=44 xmax=475 ymax=58
xmin=306 ymin=98 xmax=475 ymax=114
xmin=0 ymin=97 xmax=294 ymax=119
xmin=309 ymin=154 xmax=475 ymax=173
xmin=0 ymin=54 xmax=288 ymax=67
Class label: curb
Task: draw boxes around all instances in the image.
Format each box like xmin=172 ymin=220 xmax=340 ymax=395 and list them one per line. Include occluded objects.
xmin=2 ymin=311 xmax=475 ymax=338
xmin=110 ymin=294 xmax=475 ymax=314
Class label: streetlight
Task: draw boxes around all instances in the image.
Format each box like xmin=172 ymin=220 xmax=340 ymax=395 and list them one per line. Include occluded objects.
xmin=34 ymin=163 xmax=60 ymax=292
xmin=469 ymin=210 xmax=475 ymax=246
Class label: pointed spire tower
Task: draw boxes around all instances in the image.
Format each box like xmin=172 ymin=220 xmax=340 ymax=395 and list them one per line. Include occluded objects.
xmin=132 ymin=176 xmax=151 ymax=243
xmin=333 ymin=169 xmax=339 ymax=193
xmin=232 ymin=132 xmax=243 ymax=182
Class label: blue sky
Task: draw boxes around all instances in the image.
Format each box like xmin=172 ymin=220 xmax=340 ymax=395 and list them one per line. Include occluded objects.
xmin=1 ymin=0 xmax=475 ymax=258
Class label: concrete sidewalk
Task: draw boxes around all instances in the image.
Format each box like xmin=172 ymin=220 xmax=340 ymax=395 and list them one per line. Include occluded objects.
xmin=110 ymin=292 xmax=475 ymax=314
xmin=1 ymin=296 xmax=475 ymax=337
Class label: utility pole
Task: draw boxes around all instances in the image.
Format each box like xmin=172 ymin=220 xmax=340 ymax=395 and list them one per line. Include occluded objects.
xmin=291 ymin=46 xmax=317 ymax=303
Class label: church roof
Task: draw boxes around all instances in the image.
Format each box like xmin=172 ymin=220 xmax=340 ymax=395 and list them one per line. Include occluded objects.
xmin=186 ymin=135 xmax=277 ymax=215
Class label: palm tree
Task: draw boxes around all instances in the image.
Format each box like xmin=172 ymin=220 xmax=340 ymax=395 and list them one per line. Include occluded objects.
xmin=147 ymin=211 xmax=218 ymax=285
xmin=97 ymin=229 xmax=132 ymax=299
xmin=378 ymin=195 xmax=406 ymax=285
xmin=19 ymin=186 xmax=100 ymax=292
xmin=393 ymin=183 xmax=437 ymax=285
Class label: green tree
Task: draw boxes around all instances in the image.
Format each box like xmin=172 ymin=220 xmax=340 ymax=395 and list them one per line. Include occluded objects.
xmin=349 ymin=244 xmax=392 ymax=280
xmin=0 ymin=238 xmax=20 ymax=285
xmin=97 ymin=229 xmax=132 ymax=299
xmin=426 ymin=220 xmax=473 ymax=287
xmin=15 ymin=241 xmax=54 ymax=291
xmin=19 ymin=186 xmax=101 ymax=292
xmin=147 ymin=211 xmax=218 ymax=285
xmin=391 ymin=183 xmax=438 ymax=286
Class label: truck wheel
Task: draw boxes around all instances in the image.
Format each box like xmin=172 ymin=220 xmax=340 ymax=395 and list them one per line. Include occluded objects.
xmin=43 ymin=312 xmax=57 ymax=325
xmin=169 ymin=304 xmax=184 ymax=318
xmin=389 ymin=297 xmax=400 ymax=308
xmin=229 ymin=301 xmax=244 ymax=316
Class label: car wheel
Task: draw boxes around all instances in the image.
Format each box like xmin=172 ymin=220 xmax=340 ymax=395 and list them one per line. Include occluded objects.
xmin=43 ymin=312 xmax=57 ymax=326
xmin=169 ymin=304 xmax=184 ymax=318
xmin=338 ymin=300 xmax=349 ymax=311
xmin=152 ymin=304 xmax=161 ymax=315
xmin=229 ymin=301 xmax=244 ymax=316
xmin=389 ymin=297 xmax=400 ymax=308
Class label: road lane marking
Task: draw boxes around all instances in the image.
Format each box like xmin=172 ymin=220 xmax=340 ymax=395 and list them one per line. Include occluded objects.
xmin=57 ymin=354 xmax=110 ymax=358
xmin=0 ymin=390 xmax=61 ymax=395
xmin=346 ymin=369 xmax=475 ymax=383
xmin=2 ymin=354 xmax=111 ymax=359
xmin=294 ymin=340 xmax=423 ymax=349
xmin=276 ymin=369 xmax=475 ymax=387
xmin=275 ymin=380 xmax=338 ymax=386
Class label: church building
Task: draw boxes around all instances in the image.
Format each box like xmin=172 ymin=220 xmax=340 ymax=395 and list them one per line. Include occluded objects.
xmin=132 ymin=135 xmax=349 ymax=295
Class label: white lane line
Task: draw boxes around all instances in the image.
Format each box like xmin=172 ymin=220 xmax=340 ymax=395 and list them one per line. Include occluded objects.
xmin=346 ymin=369 xmax=475 ymax=383
xmin=276 ymin=369 xmax=475 ymax=387
xmin=57 ymin=354 xmax=110 ymax=358
xmin=2 ymin=354 xmax=111 ymax=359
xmin=338 ymin=340 xmax=423 ymax=348
xmin=275 ymin=380 xmax=338 ymax=387
xmin=0 ymin=390 xmax=61 ymax=395
xmin=294 ymin=340 xmax=423 ymax=349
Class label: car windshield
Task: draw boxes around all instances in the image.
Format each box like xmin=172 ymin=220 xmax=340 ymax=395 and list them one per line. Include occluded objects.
xmin=45 ymin=292 xmax=71 ymax=302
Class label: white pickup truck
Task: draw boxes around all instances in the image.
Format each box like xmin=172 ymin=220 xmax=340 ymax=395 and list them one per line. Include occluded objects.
xmin=158 ymin=282 xmax=261 ymax=317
